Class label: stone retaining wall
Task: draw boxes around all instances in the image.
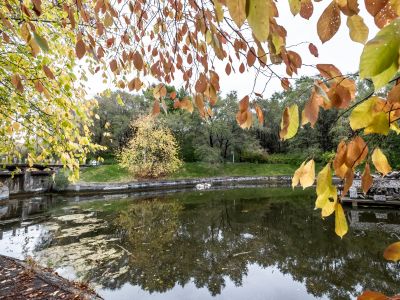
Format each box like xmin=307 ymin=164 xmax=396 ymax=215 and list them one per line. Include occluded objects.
xmin=56 ymin=175 xmax=293 ymax=194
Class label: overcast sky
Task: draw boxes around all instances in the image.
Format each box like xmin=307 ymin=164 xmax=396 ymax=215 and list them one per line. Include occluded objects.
xmin=84 ymin=1 xmax=378 ymax=99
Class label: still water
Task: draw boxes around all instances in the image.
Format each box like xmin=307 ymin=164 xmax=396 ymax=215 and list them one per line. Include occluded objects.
xmin=0 ymin=188 xmax=399 ymax=300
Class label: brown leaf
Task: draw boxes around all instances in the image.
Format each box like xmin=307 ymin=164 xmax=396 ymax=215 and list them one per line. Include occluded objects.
xmin=316 ymin=64 xmax=342 ymax=80
xmin=300 ymin=0 xmax=313 ymax=19
xmin=133 ymin=51 xmax=144 ymax=70
xmin=75 ymin=39 xmax=86 ymax=59
xmin=11 ymin=74 xmax=24 ymax=93
xmin=255 ymin=104 xmax=264 ymax=125
xmin=308 ymin=43 xmax=319 ymax=57
xmin=42 ymin=65 xmax=55 ymax=80
xmin=32 ymin=0 xmax=42 ymax=16
xmin=247 ymin=47 xmax=257 ymax=67
xmin=317 ymin=1 xmax=341 ymax=43
xmin=281 ymin=78 xmax=290 ymax=90
xmin=361 ymin=163 xmax=373 ymax=194
xmin=109 ymin=59 xmax=118 ymax=72
xmin=152 ymin=100 xmax=160 ymax=117
xmin=195 ymin=73 xmax=208 ymax=93
xmin=225 ymin=63 xmax=232 ymax=75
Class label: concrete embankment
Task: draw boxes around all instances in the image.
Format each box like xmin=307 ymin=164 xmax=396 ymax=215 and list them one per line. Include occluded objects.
xmin=56 ymin=175 xmax=293 ymax=194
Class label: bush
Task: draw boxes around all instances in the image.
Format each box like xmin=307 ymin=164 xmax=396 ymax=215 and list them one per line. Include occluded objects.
xmin=118 ymin=117 xmax=182 ymax=179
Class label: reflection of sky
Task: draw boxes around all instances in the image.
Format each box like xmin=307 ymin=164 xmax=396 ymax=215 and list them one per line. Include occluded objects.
xmin=0 ymin=225 xmax=46 ymax=259
xmin=99 ymin=264 xmax=328 ymax=300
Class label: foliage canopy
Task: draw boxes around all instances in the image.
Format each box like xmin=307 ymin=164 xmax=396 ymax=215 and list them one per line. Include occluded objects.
xmin=3 ymin=0 xmax=400 ymax=286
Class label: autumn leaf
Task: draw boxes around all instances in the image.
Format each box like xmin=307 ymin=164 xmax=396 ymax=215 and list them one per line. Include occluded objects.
xmin=357 ymin=290 xmax=389 ymax=300
xmin=317 ymin=1 xmax=341 ymax=43
xmin=152 ymin=100 xmax=160 ymax=117
xmin=349 ymin=97 xmax=389 ymax=135
xmin=345 ymin=136 xmax=368 ymax=168
xmin=33 ymin=32 xmax=49 ymax=52
xmin=292 ymin=159 xmax=315 ymax=189
xmin=308 ymin=43 xmax=319 ymax=57
xmin=335 ymin=203 xmax=348 ymax=238
xmin=247 ymin=0 xmax=270 ymax=42
xmin=383 ymin=241 xmax=400 ymax=262
xmin=361 ymin=163 xmax=373 ymax=194
xmin=280 ymin=104 xmax=299 ymax=140
xmin=346 ymin=15 xmax=369 ymax=44
xmin=11 ymin=74 xmax=24 ymax=93
xmin=255 ymin=104 xmax=264 ymax=125
xmin=360 ymin=19 xmax=400 ymax=89
xmin=42 ymin=65 xmax=55 ymax=80
xmin=372 ymin=148 xmax=392 ymax=176
xmin=226 ymin=0 xmax=247 ymax=28
xmin=315 ymin=163 xmax=337 ymax=217
xmin=75 ymin=39 xmax=86 ymax=59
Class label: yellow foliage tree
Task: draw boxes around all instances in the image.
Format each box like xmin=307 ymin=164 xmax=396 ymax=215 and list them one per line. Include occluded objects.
xmin=118 ymin=117 xmax=182 ymax=179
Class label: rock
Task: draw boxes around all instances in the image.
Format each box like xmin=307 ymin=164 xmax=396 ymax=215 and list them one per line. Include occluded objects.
xmin=0 ymin=184 xmax=9 ymax=200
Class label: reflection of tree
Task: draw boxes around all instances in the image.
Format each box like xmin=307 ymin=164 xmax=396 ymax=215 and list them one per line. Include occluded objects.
xmin=33 ymin=191 xmax=400 ymax=299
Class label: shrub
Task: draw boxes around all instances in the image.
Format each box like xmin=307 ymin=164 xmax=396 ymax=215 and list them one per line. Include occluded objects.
xmin=118 ymin=117 xmax=182 ymax=179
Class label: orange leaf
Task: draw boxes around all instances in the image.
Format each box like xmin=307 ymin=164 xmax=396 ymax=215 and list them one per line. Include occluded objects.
xmin=255 ymin=104 xmax=264 ymax=125
xmin=317 ymin=1 xmax=341 ymax=43
xmin=361 ymin=163 xmax=373 ymax=194
xmin=383 ymin=241 xmax=400 ymax=262
xmin=357 ymin=290 xmax=388 ymax=300
xmin=344 ymin=136 xmax=368 ymax=168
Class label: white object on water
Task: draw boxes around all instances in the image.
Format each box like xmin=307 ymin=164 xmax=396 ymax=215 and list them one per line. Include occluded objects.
xmin=196 ymin=183 xmax=211 ymax=190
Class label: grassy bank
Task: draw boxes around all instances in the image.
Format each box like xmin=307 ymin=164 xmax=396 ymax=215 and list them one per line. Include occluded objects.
xmin=79 ymin=162 xmax=300 ymax=183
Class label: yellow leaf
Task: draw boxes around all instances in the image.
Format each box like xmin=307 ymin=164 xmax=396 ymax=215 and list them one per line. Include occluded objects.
xmin=335 ymin=203 xmax=348 ymax=238
xmin=226 ymin=0 xmax=247 ymax=28
xmin=292 ymin=161 xmax=305 ymax=188
xmin=288 ymin=0 xmax=301 ymax=15
xmin=372 ymin=148 xmax=392 ymax=176
xmin=280 ymin=104 xmax=299 ymax=140
xmin=349 ymin=97 xmax=389 ymax=135
xmin=300 ymin=159 xmax=315 ymax=189
xmin=214 ymin=0 xmax=224 ymax=23
xmin=346 ymin=15 xmax=369 ymax=44
xmin=383 ymin=241 xmax=400 ymax=262
xmin=315 ymin=163 xmax=337 ymax=217
xmin=247 ymin=0 xmax=270 ymax=42
xmin=390 ymin=0 xmax=400 ymax=15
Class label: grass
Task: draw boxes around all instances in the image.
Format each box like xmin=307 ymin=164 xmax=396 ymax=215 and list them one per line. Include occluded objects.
xmin=79 ymin=162 xmax=300 ymax=183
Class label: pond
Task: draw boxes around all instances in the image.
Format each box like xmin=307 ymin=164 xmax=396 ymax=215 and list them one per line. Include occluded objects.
xmin=0 ymin=187 xmax=399 ymax=300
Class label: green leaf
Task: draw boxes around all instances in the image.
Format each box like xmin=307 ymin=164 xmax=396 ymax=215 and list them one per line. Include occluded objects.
xmin=360 ymin=19 xmax=400 ymax=89
xmin=33 ymin=32 xmax=49 ymax=52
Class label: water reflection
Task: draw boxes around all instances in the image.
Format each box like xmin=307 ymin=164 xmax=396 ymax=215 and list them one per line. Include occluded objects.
xmin=0 ymin=189 xmax=399 ymax=300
